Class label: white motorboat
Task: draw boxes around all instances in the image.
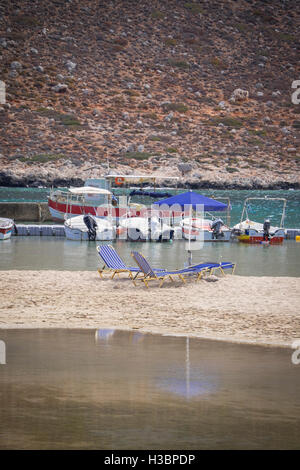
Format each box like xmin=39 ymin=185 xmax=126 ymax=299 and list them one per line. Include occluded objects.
xmin=64 ymin=215 xmax=116 ymax=241
xmin=117 ymin=215 xmax=179 ymax=241
xmin=231 ymin=197 xmax=287 ymax=244
xmin=0 ymin=218 xmax=14 ymax=240
xmin=180 ymin=217 xmax=231 ymax=241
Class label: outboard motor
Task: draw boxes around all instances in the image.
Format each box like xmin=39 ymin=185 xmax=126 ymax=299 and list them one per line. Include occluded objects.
xmin=83 ymin=214 xmax=97 ymax=241
xmin=263 ymin=218 xmax=271 ymax=241
xmin=211 ymin=218 xmax=225 ymax=240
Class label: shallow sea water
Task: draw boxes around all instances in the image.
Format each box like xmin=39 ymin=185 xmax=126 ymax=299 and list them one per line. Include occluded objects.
xmin=0 ymin=329 xmax=299 ymax=450
xmin=1 ymin=237 xmax=300 ymax=276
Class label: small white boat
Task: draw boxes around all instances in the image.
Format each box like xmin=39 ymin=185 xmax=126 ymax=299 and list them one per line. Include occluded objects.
xmin=64 ymin=215 xmax=116 ymax=241
xmin=231 ymin=197 xmax=287 ymax=245
xmin=180 ymin=217 xmax=231 ymax=241
xmin=0 ymin=218 xmax=14 ymax=240
xmin=117 ymin=216 xmax=179 ymax=241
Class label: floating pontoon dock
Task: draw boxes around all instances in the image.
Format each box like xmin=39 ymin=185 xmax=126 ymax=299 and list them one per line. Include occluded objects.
xmin=10 ymin=225 xmax=300 ymax=240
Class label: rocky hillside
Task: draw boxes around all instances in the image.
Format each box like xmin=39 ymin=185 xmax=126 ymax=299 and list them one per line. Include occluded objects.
xmin=0 ymin=0 xmax=299 ymax=188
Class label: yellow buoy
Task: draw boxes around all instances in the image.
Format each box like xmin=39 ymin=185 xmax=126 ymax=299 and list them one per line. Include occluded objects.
xmin=296 ymin=236 xmax=300 ymax=242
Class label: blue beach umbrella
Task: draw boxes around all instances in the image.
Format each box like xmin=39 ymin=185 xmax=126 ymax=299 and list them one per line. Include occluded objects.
xmin=153 ymin=190 xmax=228 ymax=212
xmin=154 ymin=191 xmax=227 ymax=264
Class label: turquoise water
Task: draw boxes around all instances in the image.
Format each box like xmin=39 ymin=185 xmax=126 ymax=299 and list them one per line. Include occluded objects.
xmin=0 ymin=187 xmax=299 ymax=228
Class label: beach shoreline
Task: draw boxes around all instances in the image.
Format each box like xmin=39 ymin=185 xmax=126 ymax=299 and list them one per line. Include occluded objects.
xmin=1 ymin=271 xmax=299 ymax=349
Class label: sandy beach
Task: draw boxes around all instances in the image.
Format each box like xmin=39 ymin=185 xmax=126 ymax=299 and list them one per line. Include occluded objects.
xmin=0 ymin=270 xmax=299 ymax=348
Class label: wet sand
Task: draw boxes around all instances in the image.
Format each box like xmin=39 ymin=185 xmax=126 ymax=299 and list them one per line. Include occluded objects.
xmin=0 ymin=270 xmax=299 ymax=348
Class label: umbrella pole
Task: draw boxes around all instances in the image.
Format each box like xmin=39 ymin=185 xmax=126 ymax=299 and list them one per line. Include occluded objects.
xmin=188 ymin=205 xmax=192 ymax=265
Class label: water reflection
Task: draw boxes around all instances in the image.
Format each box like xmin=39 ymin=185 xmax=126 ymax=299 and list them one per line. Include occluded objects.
xmin=156 ymin=338 xmax=216 ymax=399
xmin=0 ymin=329 xmax=300 ymax=449
xmin=95 ymin=331 xmax=216 ymax=400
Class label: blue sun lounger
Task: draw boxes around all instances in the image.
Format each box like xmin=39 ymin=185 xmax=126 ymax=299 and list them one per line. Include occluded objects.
xmin=96 ymin=245 xmax=165 ymax=280
xmin=97 ymin=245 xmax=142 ymax=279
xmin=131 ymin=251 xmax=213 ymax=288
xmin=189 ymin=261 xmax=236 ymax=276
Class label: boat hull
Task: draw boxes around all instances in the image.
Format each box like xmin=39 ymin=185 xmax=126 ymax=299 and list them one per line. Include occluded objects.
xmin=237 ymin=235 xmax=284 ymax=244
xmin=64 ymin=226 xmax=115 ymax=241
xmin=0 ymin=219 xmax=14 ymax=240
xmin=0 ymin=227 xmax=13 ymax=240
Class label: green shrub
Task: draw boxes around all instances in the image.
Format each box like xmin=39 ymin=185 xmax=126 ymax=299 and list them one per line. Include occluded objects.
xmin=163 ymin=102 xmax=189 ymax=113
xmin=235 ymin=23 xmax=250 ymax=33
xmin=184 ymin=3 xmax=203 ymax=14
xmin=209 ymin=116 xmax=243 ymax=128
xmin=125 ymin=152 xmax=152 ymax=160
xmin=226 ymin=166 xmax=239 ymax=173
xmin=168 ymin=58 xmax=189 ymax=69
xmin=166 ymin=147 xmax=178 ymax=153
xmin=143 ymin=113 xmax=158 ymax=120
xmin=165 ymin=38 xmax=177 ymax=46
xmin=123 ymin=90 xmax=140 ymax=97
xmin=13 ymin=14 xmax=40 ymax=26
xmin=37 ymin=108 xmax=82 ymax=127
xmin=151 ymin=10 xmax=164 ymax=19
xmin=211 ymin=57 xmax=226 ymax=69
xmin=249 ymin=129 xmax=267 ymax=137
xmin=15 ymin=153 xmax=67 ymax=163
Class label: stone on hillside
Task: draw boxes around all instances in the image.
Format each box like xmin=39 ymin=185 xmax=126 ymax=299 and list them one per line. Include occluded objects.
xmin=8 ymin=70 xmax=18 ymax=78
xmin=126 ymin=144 xmax=135 ymax=152
xmin=230 ymin=88 xmax=249 ymax=103
xmin=178 ymin=163 xmax=192 ymax=174
xmin=10 ymin=61 xmax=22 ymax=70
xmin=164 ymin=112 xmax=173 ymax=122
xmin=53 ymin=83 xmax=68 ymax=93
xmin=0 ymin=38 xmax=7 ymax=48
xmin=287 ymin=148 xmax=297 ymax=153
xmin=137 ymin=144 xmax=144 ymax=152
xmin=65 ymin=60 xmax=76 ymax=72
xmin=35 ymin=65 xmax=44 ymax=73
xmin=30 ymin=47 xmax=38 ymax=54
xmin=218 ymin=101 xmax=226 ymax=109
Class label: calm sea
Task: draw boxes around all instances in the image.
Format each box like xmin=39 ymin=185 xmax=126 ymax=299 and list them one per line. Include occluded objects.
xmin=0 ymin=187 xmax=300 ymax=228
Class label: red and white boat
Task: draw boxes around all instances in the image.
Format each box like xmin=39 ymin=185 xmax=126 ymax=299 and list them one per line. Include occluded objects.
xmin=0 ymin=218 xmax=14 ymax=240
xmin=48 ymin=179 xmax=114 ymax=222
xmin=47 ymin=176 xmax=180 ymax=222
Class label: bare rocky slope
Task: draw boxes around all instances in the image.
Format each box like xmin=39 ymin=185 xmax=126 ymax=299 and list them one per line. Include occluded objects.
xmin=0 ymin=0 xmax=299 ymax=188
